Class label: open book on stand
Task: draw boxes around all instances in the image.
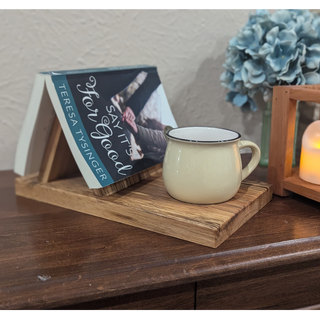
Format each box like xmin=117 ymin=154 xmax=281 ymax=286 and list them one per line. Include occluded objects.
xmin=14 ymin=65 xmax=177 ymax=190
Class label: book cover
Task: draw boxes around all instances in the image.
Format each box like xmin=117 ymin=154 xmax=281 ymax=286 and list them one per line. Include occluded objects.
xmin=44 ymin=65 xmax=177 ymax=189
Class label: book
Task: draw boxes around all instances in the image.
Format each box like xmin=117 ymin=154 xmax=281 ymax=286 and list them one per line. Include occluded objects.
xmin=14 ymin=65 xmax=177 ymax=189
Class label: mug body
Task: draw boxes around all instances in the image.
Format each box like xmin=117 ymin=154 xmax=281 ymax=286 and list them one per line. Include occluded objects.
xmin=163 ymin=126 xmax=242 ymax=204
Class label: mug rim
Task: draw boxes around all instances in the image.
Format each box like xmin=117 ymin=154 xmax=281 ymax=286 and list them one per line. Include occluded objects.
xmin=166 ymin=126 xmax=241 ymax=144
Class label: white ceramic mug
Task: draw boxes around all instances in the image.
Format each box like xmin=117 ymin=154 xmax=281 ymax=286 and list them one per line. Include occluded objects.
xmin=162 ymin=126 xmax=261 ymax=204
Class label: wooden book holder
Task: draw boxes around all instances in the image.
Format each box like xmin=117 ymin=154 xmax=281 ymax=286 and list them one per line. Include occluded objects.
xmin=268 ymin=85 xmax=320 ymax=203
xmin=37 ymin=115 xmax=162 ymax=197
xmin=15 ymin=115 xmax=273 ymax=248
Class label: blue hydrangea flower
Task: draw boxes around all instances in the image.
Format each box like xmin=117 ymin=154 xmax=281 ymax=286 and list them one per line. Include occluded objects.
xmin=220 ymin=68 xmax=246 ymax=94
xmin=220 ymin=70 xmax=234 ymax=90
xmin=305 ymin=72 xmax=320 ymax=84
xmin=293 ymin=21 xmax=318 ymax=46
xmin=263 ymin=64 xmax=278 ymax=84
xmin=270 ymin=10 xmax=293 ymax=30
xmin=221 ymin=9 xmax=320 ymax=112
xmin=246 ymin=10 xmax=274 ymax=37
xmin=312 ymin=15 xmax=320 ymax=38
xmin=229 ymin=24 xmax=263 ymax=58
xmin=259 ymin=27 xmax=299 ymax=76
xmin=305 ymin=44 xmax=320 ymax=69
xmin=242 ymin=59 xmax=266 ymax=88
xmin=226 ymin=91 xmax=257 ymax=112
xmin=223 ymin=47 xmax=245 ymax=73
xmin=277 ymin=48 xmax=304 ymax=83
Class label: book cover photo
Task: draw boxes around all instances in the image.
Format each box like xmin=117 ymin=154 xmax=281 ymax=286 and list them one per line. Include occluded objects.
xmin=48 ymin=66 xmax=177 ymax=189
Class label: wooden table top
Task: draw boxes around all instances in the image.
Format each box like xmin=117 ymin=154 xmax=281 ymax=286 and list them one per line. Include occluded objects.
xmin=1 ymin=155 xmax=320 ymax=309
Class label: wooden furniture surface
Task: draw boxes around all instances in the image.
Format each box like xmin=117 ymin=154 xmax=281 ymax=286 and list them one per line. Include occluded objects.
xmin=2 ymin=155 xmax=320 ymax=310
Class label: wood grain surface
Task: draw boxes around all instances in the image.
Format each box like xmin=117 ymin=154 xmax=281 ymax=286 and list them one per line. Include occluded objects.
xmin=92 ymin=163 xmax=163 ymax=197
xmin=284 ymin=167 xmax=320 ymax=203
xmin=197 ymin=258 xmax=320 ymax=309
xmin=289 ymin=86 xmax=320 ymax=103
xmin=268 ymin=86 xmax=298 ymax=196
xmin=15 ymin=172 xmax=272 ymax=249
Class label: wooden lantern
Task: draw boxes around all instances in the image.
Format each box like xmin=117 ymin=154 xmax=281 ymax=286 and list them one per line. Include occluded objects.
xmin=268 ymin=85 xmax=320 ymax=203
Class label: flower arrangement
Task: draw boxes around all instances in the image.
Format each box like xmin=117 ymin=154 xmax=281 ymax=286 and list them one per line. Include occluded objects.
xmin=220 ymin=9 xmax=320 ymax=112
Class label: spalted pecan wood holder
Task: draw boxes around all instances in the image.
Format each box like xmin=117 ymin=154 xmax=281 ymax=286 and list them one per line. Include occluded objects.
xmin=15 ymin=116 xmax=272 ymax=248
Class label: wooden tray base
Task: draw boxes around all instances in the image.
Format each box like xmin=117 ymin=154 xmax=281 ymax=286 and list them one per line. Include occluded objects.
xmin=15 ymin=173 xmax=272 ymax=248
xmin=283 ymin=167 xmax=320 ymax=203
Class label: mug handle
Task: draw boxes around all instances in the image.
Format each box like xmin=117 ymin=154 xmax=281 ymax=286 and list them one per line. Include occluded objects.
xmin=238 ymin=141 xmax=261 ymax=180
xmin=164 ymin=125 xmax=173 ymax=142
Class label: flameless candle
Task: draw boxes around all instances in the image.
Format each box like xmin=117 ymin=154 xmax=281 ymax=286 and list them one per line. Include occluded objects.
xmin=299 ymin=120 xmax=320 ymax=185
